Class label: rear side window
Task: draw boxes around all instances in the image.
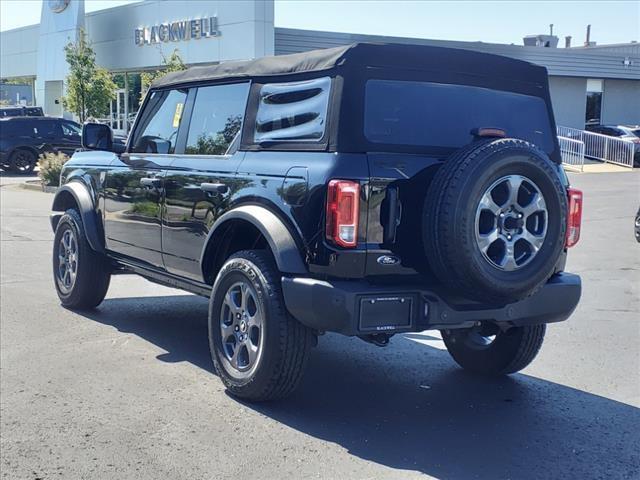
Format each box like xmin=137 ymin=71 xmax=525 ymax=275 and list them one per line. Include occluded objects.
xmin=364 ymin=80 xmax=553 ymax=152
xmin=185 ymin=82 xmax=249 ymax=155
xmin=254 ymin=76 xmax=331 ymax=143
xmin=131 ymin=89 xmax=187 ymax=154
xmin=33 ymin=120 xmax=60 ymax=137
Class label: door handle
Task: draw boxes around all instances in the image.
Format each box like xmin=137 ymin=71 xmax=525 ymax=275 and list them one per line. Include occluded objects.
xmin=200 ymin=182 xmax=229 ymax=194
xmin=140 ymin=177 xmax=162 ymax=188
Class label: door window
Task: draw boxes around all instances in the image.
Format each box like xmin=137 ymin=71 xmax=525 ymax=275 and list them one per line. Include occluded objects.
xmin=130 ymin=88 xmax=188 ymax=154
xmin=61 ymin=121 xmax=81 ymax=136
xmin=185 ymin=82 xmax=250 ymax=155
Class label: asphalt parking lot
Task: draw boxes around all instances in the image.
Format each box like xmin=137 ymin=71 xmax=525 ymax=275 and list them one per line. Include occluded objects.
xmin=1 ymin=170 xmax=639 ymax=480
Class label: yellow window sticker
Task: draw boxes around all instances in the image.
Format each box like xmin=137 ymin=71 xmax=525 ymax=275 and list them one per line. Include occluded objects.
xmin=172 ymin=102 xmax=184 ymax=128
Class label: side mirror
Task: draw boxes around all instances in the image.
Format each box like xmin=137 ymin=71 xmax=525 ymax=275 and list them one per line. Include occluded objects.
xmin=82 ymin=122 xmax=114 ymax=151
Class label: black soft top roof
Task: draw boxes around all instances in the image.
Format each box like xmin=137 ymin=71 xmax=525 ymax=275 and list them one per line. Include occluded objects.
xmin=151 ymin=42 xmax=548 ymax=89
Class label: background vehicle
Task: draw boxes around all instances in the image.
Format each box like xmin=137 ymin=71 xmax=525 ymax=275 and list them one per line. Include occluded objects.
xmin=0 ymin=106 xmax=44 ymax=118
xmin=586 ymin=124 xmax=640 ymax=167
xmin=50 ymin=43 xmax=582 ymax=401
xmin=0 ymin=116 xmax=82 ymax=173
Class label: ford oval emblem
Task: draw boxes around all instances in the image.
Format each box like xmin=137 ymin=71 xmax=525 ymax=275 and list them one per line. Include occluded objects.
xmin=377 ymin=255 xmax=400 ymax=266
xmin=49 ymin=0 xmax=70 ymax=13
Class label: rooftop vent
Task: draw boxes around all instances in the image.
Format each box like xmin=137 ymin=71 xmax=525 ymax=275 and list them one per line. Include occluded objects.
xmin=584 ymin=24 xmax=596 ymax=47
xmin=523 ymin=34 xmax=559 ymax=48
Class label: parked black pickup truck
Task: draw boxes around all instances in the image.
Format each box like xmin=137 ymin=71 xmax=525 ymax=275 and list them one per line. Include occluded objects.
xmin=0 ymin=116 xmax=82 ymax=173
xmin=50 ymin=43 xmax=582 ymax=401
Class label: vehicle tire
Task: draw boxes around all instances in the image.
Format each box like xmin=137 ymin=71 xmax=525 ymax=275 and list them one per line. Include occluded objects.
xmin=52 ymin=209 xmax=111 ymax=309
xmin=9 ymin=149 xmax=37 ymax=174
xmin=208 ymin=250 xmax=314 ymax=401
xmin=441 ymin=324 xmax=546 ymax=375
xmin=423 ymin=138 xmax=568 ymax=304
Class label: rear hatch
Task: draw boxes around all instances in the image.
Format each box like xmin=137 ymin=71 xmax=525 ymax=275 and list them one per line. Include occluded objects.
xmin=360 ymin=68 xmax=558 ymax=279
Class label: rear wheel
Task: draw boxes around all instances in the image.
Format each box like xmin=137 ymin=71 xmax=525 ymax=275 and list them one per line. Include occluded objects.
xmin=52 ymin=209 xmax=111 ymax=309
xmin=441 ymin=324 xmax=546 ymax=375
xmin=208 ymin=250 xmax=314 ymax=401
xmin=9 ymin=149 xmax=37 ymax=174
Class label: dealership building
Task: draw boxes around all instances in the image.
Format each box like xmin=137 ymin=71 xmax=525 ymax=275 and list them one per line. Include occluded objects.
xmin=1 ymin=0 xmax=638 ymax=133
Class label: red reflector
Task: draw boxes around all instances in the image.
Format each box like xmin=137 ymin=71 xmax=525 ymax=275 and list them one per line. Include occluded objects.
xmin=475 ymin=127 xmax=506 ymax=138
xmin=326 ymin=180 xmax=360 ymax=248
xmin=566 ymin=187 xmax=583 ymax=248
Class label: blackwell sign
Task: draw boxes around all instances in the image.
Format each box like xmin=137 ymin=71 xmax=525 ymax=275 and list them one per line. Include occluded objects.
xmin=135 ymin=17 xmax=221 ymax=46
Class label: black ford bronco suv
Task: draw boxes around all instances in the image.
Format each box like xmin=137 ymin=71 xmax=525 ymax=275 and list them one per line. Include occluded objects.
xmin=50 ymin=43 xmax=582 ymax=401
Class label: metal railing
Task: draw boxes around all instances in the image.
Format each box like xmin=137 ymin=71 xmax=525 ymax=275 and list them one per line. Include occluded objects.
xmin=557 ymin=135 xmax=585 ymax=172
xmin=557 ymin=125 xmax=635 ymax=168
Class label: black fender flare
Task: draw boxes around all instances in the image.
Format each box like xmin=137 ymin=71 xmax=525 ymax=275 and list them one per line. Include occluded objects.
xmin=201 ymin=205 xmax=307 ymax=275
xmin=51 ymin=182 xmax=105 ymax=253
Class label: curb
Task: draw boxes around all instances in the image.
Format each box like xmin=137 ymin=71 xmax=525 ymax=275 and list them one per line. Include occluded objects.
xmin=21 ymin=181 xmax=58 ymax=193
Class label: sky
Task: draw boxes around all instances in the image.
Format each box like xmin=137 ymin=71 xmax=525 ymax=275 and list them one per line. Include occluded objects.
xmin=0 ymin=0 xmax=638 ymax=46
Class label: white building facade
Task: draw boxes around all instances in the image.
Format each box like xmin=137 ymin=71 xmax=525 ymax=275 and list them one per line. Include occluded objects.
xmin=1 ymin=0 xmax=638 ymax=131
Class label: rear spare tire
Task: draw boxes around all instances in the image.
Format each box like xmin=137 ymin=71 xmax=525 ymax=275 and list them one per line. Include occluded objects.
xmin=423 ymin=138 xmax=567 ymax=304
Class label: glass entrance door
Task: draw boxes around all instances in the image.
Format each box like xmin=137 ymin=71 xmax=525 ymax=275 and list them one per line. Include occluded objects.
xmin=110 ymin=89 xmax=127 ymax=135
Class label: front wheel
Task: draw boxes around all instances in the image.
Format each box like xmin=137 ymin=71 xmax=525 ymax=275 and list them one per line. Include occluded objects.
xmin=208 ymin=250 xmax=314 ymax=401
xmin=53 ymin=209 xmax=111 ymax=309
xmin=441 ymin=323 xmax=546 ymax=375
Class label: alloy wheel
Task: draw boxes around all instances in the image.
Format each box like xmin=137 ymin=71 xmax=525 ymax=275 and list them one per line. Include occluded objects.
xmin=475 ymin=175 xmax=548 ymax=271
xmin=13 ymin=152 xmax=33 ymax=172
xmin=219 ymin=281 xmax=264 ymax=374
xmin=57 ymin=228 xmax=78 ymax=293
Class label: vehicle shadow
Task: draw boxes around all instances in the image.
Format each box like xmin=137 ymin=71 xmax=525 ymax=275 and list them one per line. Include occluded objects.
xmin=0 ymin=171 xmax=36 ymax=178
xmin=81 ymin=295 xmax=639 ymax=479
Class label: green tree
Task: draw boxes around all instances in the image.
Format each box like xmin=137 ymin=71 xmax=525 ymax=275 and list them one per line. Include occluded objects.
xmin=184 ymin=115 xmax=243 ymax=155
xmin=140 ymin=49 xmax=187 ymax=100
xmin=62 ymin=29 xmax=116 ymax=122
xmin=1 ymin=76 xmax=34 ymax=86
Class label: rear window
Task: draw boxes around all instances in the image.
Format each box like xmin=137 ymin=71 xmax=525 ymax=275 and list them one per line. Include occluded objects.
xmin=364 ymin=80 xmax=553 ymax=152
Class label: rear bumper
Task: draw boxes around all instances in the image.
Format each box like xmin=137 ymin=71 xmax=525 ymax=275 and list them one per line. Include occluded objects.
xmin=282 ymin=273 xmax=581 ymax=335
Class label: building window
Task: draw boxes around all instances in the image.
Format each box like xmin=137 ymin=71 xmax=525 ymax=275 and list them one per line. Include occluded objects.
xmin=585 ymin=79 xmax=603 ymax=126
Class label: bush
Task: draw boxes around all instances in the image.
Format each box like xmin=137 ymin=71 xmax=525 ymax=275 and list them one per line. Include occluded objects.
xmin=37 ymin=152 xmax=69 ymax=187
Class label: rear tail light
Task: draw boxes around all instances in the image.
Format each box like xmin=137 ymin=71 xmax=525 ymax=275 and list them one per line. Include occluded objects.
xmin=326 ymin=179 xmax=360 ymax=248
xmin=566 ymin=187 xmax=583 ymax=248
